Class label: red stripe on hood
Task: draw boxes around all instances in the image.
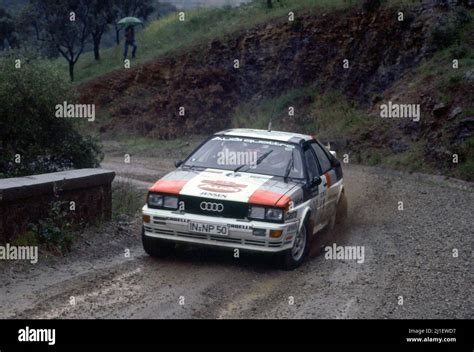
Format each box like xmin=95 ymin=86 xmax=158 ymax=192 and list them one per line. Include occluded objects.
xmin=149 ymin=180 xmax=188 ymax=194
xmin=249 ymin=189 xmax=291 ymax=208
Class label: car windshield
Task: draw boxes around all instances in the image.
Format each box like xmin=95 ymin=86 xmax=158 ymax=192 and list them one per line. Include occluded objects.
xmin=183 ymin=136 xmax=305 ymax=179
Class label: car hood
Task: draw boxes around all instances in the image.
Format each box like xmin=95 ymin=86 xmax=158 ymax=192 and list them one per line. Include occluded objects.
xmin=149 ymin=168 xmax=300 ymax=207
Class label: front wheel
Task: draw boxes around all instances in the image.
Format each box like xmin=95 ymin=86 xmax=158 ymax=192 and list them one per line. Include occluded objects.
xmin=277 ymin=221 xmax=309 ymax=270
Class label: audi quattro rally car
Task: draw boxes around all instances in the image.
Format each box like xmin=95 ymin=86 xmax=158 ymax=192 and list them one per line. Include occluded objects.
xmin=142 ymin=128 xmax=347 ymax=270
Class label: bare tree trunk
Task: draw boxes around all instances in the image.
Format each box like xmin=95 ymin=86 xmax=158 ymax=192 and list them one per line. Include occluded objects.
xmin=92 ymin=33 xmax=102 ymax=60
xmin=68 ymin=61 xmax=74 ymax=82
xmin=267 ymin=0 xmax=273 ymax=8
xmin=93 ymin=43 xmax=100 ymax=60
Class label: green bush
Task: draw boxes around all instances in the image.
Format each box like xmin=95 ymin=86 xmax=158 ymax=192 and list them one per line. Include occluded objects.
xmin=28 ymin=200 xmax=74 ymax=253
xmin=431 ymin=8 xmax=471 ymax=49
xmin=366 ymin=151 xmax=382 ymax=166
xmin=0 ymin=54 xmax=102 ymax=178
xmin=112 ymin=180 xmax=144 ymax=222
xmin=457 ymin=137 xmax=474 ymax=182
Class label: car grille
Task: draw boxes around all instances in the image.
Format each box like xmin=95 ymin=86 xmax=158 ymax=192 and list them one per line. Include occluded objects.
xmin=178 ymin=195 xmax=249 ymax=220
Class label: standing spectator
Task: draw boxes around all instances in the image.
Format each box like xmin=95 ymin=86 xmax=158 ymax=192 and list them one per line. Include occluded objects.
xmin=123 ymin=26 xmax=137 ymax=60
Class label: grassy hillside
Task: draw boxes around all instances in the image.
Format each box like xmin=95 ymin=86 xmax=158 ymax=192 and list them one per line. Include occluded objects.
xmin=59 ymin=0 xmax=355 ymax=82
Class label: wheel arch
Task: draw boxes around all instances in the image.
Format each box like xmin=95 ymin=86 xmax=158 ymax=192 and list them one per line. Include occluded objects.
xmin=299 ymin=206 xmax=314 ymax=235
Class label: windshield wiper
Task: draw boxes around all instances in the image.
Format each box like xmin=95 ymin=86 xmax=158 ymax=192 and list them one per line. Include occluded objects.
xmin=283 ymin=151 xmax=294 ymax=183
xmin=234 ymin=149 xmax=273 ymax=173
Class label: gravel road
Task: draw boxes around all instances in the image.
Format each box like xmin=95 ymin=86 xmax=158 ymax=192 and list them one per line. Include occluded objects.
xmin=0 ymin=161 xmax=472 ymax=319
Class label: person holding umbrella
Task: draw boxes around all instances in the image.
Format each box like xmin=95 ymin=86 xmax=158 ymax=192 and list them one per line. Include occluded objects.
xmin=124 ymin=25 xmax=137 ymax=59
xmin=117 ymin=17 xmax=143 ymax=60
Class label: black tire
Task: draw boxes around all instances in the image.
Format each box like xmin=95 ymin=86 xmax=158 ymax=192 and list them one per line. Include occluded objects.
xmin=277 ymin=221 xmax=309 ymax=270
xmin=335 ymin=191 xmax=348 ymax=225
xmin=142 ymin=228 xmax=176 ymax=258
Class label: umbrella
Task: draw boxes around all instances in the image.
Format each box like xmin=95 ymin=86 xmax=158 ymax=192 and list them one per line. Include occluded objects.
xmin=117 ymin=17 xmax=143 ymax=28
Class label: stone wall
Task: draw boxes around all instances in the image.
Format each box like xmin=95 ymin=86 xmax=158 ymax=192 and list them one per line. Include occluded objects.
xmin=0 ymin=169 xmax=115 ymax=243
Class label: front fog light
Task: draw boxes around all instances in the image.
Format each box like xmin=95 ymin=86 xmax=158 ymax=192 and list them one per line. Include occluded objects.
xmin=143 ymin=215 xmax=151 ymax=223
xmin=270 ymin=230 xmax=283 ymax=238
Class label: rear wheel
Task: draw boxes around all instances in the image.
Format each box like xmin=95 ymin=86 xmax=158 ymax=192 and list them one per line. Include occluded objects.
xmin=142 ymin=228 xmax=175 ymax=258
xmin=278 ymin=221 xmax=309 ymax=270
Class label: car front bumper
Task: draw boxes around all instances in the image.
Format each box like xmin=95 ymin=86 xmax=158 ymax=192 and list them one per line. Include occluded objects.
xmin=142 ymin=205 xmax=298 ymax=253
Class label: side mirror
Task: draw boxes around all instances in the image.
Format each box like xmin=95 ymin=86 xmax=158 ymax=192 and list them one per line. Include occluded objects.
xmin=311 ymin=176 xmax=322 ymax=187
xmin=330 ymin=150 xmax=337 ymax=158
xmin=175 ymin=160 xmax=183 ymax=168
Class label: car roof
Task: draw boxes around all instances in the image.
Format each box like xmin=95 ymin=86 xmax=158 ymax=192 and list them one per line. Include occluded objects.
xmin=216 ymin=128 xmax=314 ymax=144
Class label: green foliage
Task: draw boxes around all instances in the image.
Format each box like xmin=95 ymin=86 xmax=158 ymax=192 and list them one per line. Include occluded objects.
xmin=115 ymin=0 xmax=155 ymax=20
xmin=456 ymin=137 xmax=474 ymax=181
xmin=0 ymin=7 xmax=18 ymax=49
xmin=0 ymin=56 xmax=102 ymax=177
xmin=11 ymin=229 xmax=39 ymax=247
xmin=366 ymin=151 xmax=382 ymax=166
xmin=383 ymin=141 xmax=424 ymax=172
xmin=112 ymin=180 xmax=144 ymax=221
xmin=306 ymin=91 xmax=371 ymax=138
xmin=430 ymin=8 xmax=471 ymax=49
xmin=232 ymin=86 xmax=314 ymax=130
xmin=28 ymin=200 xmax=74 ymax=253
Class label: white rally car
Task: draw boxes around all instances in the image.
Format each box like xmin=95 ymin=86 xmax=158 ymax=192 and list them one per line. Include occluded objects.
xmin=142 ymin=129 xmax=347 ymax=269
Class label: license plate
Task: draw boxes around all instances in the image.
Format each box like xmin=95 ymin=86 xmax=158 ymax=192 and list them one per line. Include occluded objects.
xmin=188 ymin=222 xmax=228 ymax=236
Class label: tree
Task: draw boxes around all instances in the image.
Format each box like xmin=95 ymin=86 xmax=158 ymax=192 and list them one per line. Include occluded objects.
xmin=113 ymin=0 xmax=154 ymax=45
xmin=0 ymin=57 xmax=102 ymax=178
xmin=266 ymin=0 xmax=280 ymax=9
xmin=89 ymin=0 xmax=116 ymax=60
xmin=29 ymin=0 xmax=92 ymax=81
xmin=0 ymin=7 xmax=18 ymax=50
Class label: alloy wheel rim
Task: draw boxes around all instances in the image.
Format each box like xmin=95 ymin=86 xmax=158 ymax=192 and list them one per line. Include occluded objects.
xmin=291 ymin=225 xmax=306 ymax=261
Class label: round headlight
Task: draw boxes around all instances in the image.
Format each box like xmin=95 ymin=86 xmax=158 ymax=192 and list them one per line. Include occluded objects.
xmin=148 ymin=193 xmax=164 ymax=207
xmin=265 ymin=208 xmax=283 ymax=221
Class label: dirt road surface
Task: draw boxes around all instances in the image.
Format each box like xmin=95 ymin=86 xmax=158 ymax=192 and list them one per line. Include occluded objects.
xmin=0 ymin=158 xmax=472 ymax=319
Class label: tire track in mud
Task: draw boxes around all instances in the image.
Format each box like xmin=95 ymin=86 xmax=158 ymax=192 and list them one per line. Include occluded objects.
xmin=10 ymin=259 xmax=145 ymax=319
xmin=173 ymin=166 xmax=399 ymax=319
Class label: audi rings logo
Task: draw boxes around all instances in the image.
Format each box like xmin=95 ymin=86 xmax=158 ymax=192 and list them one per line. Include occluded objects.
xmin=200 ymin=202 xmax=224 ymax=212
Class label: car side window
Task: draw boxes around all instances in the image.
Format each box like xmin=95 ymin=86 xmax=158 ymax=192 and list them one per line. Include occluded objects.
xmin=304 ymin=148 xmax=320 ymax=181
xmin=311 ymin=143 xmax=332 ymax=174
